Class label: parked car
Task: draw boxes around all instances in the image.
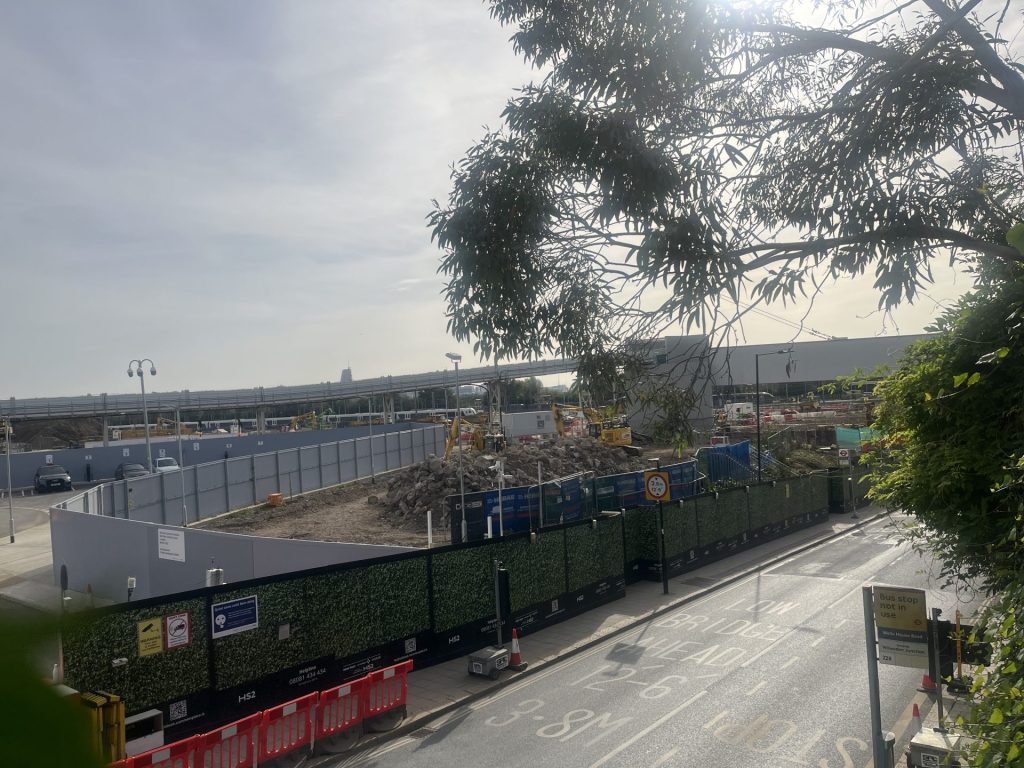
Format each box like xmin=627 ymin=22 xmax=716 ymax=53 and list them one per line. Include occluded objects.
xmin=154 ymin=457 xmax=180 ymax=473
xmin=114 ymin=462 xmax=148 ymax=480
xmin=34 ymin=465 xmax=73 ymax=493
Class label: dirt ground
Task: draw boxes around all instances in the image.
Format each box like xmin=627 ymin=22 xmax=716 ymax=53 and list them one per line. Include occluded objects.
xmin=196 ymin=479 xmax=434 ymax=548
xmin=196 ymin=440 xmax=681 ymax=548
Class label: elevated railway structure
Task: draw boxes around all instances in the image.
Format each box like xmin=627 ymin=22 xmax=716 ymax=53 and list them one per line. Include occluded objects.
xmin=1 ymin=359 xmax=577 ymax=435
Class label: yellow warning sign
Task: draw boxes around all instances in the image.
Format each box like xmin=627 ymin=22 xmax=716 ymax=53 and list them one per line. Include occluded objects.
xmin=137 ymin=619 xmax=163 ymax=658
xmin=873 ymin=586 xmax=927 ymax=632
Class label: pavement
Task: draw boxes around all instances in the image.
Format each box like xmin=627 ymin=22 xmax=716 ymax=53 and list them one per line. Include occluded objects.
xmin=2 ymin=502 xmax=970 ymax=763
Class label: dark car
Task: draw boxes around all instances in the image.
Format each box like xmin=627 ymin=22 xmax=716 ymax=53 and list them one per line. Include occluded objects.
xmin=114 ymin=462 xmax=149 ymax=480
xmin=34 ymin=465 xmax=73 ymax=492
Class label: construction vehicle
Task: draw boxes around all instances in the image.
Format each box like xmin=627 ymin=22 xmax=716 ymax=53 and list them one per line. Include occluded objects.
xmin=289 ymin=411 xmax=325 ymax=431
xmin=551 ymin=403 xmax=633 ymax=446
xmin=585 ymin=410 xmax=632 ymax=446
xmin=115 ymin=417 xmax=196 ymax=440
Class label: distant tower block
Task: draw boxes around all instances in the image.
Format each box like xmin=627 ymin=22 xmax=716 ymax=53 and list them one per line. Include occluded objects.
xmin=341 ymin=367 xmax=353 ymax=383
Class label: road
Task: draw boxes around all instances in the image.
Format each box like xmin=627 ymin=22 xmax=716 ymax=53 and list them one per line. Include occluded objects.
xmin=2 ymin=487 xmax=80 ymax=539
xmin=333 ymin=519 xmax=982 ymax=768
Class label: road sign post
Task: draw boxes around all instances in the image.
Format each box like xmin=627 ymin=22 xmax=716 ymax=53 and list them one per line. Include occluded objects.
xmin=863 ymin=586 xmax=887 ymax=768
xmin=864 ymin=584 xmax=929 ymax=767
xmin=644 ymin=469 xmax=671 ymax=595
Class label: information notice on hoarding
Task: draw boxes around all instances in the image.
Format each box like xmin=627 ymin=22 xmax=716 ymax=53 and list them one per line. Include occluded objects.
xmin=873 ymin=585 xmax=928 ymax=669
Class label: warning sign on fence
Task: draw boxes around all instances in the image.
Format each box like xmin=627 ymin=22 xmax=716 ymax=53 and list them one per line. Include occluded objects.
xmin=137 ymin=619 xmax=163 ymax=658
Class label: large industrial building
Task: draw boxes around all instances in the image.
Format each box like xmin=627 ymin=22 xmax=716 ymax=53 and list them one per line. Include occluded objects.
xmin=635 ymin=333 xmax=931 ymax=434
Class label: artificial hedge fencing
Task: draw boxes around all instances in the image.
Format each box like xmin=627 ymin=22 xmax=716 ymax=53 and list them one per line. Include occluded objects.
xmin=61 ymin=515 xmax=627 ymax=740
xmin=61 ymin=472 xmax=829 ymax=739
xmin=625 ymin=473 xmax=832 ymax=582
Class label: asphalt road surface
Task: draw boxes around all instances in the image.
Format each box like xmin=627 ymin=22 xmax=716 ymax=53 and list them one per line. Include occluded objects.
xmin=333 ymin=518 xmax=983 ymax=768
xmin=2 ymin=487 xmax=81 ymax=538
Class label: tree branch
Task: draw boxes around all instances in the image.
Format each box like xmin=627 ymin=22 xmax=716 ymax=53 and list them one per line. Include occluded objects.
xmin=920 ymin=0 xmax=1024 ymax=120
xmin=729 ymin=225 xmax=1022 ymax=266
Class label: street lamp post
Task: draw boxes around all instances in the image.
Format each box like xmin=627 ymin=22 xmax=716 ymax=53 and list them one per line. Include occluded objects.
xmin=127 ymin=359 xmax=157 ymax=473
xmin=754 ymin=349 xmax=792 ymax=482
xmin=445 ymin=352 xmax=466 ymax=542
xmin=5 ymin=418 xmax=14 ymax=543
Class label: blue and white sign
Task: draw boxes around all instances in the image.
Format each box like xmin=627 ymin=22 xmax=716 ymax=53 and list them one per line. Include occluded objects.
xmin=211 ymin=596 xmax=259 ymax=639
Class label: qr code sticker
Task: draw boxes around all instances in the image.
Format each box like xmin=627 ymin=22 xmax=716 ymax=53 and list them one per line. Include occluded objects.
xmin=169 ymin=700 xmax=188 ymax=721
xmin=404 ymin=637 xmax=416 ymax=654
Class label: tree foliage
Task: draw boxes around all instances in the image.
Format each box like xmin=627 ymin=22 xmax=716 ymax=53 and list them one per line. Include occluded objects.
xmin=430 ymin=0 xmax=1024 ymax=373
xmin=866 ymin=252 xmax=1024 ymax=764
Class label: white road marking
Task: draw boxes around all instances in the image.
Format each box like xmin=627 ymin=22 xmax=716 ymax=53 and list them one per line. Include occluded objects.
xmin=810 ymin=636 xmax=825 ymax=647
xmin=746 ymin=680 xmax=767 ymax=696
xmin=588 ymin=691 xmax=707 ymax=768
xmin=651 ymin=747 xmax=679 ymax=766
xmin=780 ymin=656 xmax=799 ymax=670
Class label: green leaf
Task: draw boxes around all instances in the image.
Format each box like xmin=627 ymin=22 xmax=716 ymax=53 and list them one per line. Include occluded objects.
xmin=952 ymin=372 xmax=968 ymax=388
xmin=967 ymin=372 xmax=982 ymax=386
xmin=1008 ymin=222 xmax=1024 ymax=256
xmin=1008 ymin=743 xmax=1020 ymax=762
xmin=989 ymin=707 xmax=1004 ymax=724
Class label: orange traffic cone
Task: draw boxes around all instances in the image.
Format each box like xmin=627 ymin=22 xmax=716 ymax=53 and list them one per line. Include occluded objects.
xmin=509 ymin=628 xmax=528 ymax=671
xmin=911 ymin=703 xmax=922 ymax=733
xmin=918 ymin=674 xmax=938 ymax=693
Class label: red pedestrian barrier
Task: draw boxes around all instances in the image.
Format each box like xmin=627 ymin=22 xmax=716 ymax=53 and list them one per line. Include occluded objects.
xmin=362 ymin=660 xmax=412 ymax=732
xmin=126 ymin=737 xmax=197 ymax=768
xmin=315 ymin=676 xmax=366 ymax=753
xmin=317 ymin=677 xmax=365 ymax=740
xmin=195 ymin=713 xmax=261 ymax=768
xmin=258 ymin=692 xmax=317 ymax=764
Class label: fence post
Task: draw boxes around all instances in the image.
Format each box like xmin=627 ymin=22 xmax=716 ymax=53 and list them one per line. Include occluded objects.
xmin=337 ymin=441 xmax=343 ymax=481
xmin=160 ymin=472 xmax=167 ymax=524
xmin=318 ymin=445 xmax=324 ymax=490
xmin=223 ymin=458 xmax=230 ymax=514
xmin=251 ymin=455 xmax=258 ymax=506
xmin=193 ymin=466 xmax=201 ymax=521
xmin=275 ymin=450 xmax=282 ymax=494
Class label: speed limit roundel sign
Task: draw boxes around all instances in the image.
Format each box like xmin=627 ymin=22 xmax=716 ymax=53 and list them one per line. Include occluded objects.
xmin=644 ymin=471 xmax=670 ymax=502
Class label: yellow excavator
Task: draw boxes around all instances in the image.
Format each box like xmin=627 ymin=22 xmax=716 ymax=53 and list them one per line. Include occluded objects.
xmin=551 ymin=403 xmax=632 ymax=446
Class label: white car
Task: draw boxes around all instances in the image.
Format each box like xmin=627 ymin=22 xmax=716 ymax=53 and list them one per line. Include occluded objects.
xmin=154 ymin=457 xmax=180 ymax=473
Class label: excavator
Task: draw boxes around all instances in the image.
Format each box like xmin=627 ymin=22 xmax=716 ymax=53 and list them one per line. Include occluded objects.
xmin=116 ymin=417 xmax=195 ymax=439
xmin=551 ymin=403 xmax=633 ymax=446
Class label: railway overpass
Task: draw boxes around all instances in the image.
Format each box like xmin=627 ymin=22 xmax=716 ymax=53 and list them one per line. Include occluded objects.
xmin=1 ymin=358 xmax=577 ymax=422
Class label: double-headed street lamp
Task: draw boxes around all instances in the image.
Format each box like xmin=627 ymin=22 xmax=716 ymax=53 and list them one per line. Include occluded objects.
xmin=445 ymin=352 xmax=466 ymax=542
xmin=754 ymin=348 xmax=793 ymax=482
xmin=127 ymin=359 xmax=157 ymax=473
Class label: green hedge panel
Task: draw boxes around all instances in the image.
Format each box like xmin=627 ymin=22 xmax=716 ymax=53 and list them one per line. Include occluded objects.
xmin=749 ymin=484 xmax=770 ymax=529
xmin=63 ymin=597 xmax=209 ymax=713
xmin=432 ymin=545 xmax=503 ymax=633
xmin=717 ymin=488 xmax=749 ymax=539
xmin=664 ymin=499 xmax=698 ymax=559
xmin=624 ymin=507 xmax=658 ymax=562
xmin=566 ymin=520 xmax=624 ymax=592
xmin=695 ymin=494 xmax=719 ymax=546
xmin=504 ymin=531 xmax=565 ymax=613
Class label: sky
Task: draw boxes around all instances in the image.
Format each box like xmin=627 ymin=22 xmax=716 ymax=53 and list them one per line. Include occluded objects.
xmin=1 ymin=1 xmax=974 ymax=399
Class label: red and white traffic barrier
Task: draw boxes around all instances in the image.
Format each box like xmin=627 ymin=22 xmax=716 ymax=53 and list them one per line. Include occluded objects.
xmin=259 ymin=692 xmax=317 ymax=765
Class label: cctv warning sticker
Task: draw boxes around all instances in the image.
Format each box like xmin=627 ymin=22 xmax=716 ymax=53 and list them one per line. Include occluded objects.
xmin=137 ymin=619 xmax=163 ymax=657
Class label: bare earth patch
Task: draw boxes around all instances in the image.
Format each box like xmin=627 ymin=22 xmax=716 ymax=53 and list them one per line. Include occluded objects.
xmin=196 ymin=479 xmax=430 ymax=548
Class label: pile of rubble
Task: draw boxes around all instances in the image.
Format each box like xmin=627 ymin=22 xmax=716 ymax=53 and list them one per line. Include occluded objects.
xmin=378 ymin=437 xmax=650 ymax=529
